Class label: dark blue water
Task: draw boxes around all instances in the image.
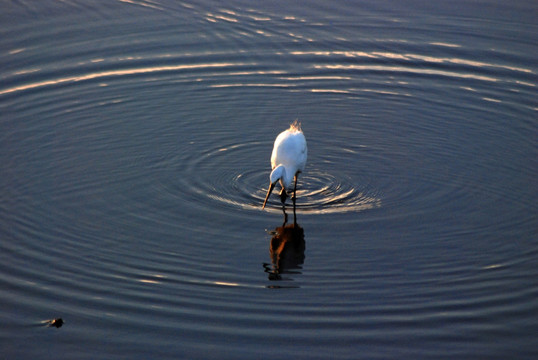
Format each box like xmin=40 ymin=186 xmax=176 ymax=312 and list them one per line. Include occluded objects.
xmin=1 ymin=0 xmax=537 ymax=359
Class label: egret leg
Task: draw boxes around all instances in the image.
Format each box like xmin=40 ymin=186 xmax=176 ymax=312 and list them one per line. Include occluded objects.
xmin=279 ymin=186 xmax=288 ymax=224
xmin=292 ymin=174 xmax=298 ymax=202
xmin=279 ymin=187 xmax=287 ymax=205
xmin=292 ymin=173 xmax=298 ymax=224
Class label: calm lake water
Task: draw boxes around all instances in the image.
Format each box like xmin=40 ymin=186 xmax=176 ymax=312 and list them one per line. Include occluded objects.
xmin=1 ymin=0 xmax=537 ymax=359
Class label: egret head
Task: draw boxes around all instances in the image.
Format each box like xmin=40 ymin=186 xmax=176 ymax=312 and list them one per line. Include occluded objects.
xmin=262 ymin=165 xmax=286 ymax=209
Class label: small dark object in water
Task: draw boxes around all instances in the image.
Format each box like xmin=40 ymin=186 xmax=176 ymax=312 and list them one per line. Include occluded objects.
xmin=48 ymin=318 xmax=64 ymax=328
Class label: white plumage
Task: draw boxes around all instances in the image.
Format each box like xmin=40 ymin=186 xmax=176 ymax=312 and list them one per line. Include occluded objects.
xmin=263 ymin=121 xmax=307 ymax=209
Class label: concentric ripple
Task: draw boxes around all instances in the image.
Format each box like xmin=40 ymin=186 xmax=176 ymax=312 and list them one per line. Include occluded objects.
xmin=166 ymin=140 xmax=382 ymax=214
xmin=1 ymin=1 xmax=537 ymax=359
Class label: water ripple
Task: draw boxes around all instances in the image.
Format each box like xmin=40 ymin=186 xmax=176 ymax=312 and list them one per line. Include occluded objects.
xmin=160 ymin=140 xmax=382 ymax=214
xmin=0 ymin=62 xmax=256 ymax=96
xmin=1 ymin=2 xmax=536 ymax=359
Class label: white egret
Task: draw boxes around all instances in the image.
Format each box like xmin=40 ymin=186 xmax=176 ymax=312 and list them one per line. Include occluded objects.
xmin=262 ymin=121 xmax=307 ymax=210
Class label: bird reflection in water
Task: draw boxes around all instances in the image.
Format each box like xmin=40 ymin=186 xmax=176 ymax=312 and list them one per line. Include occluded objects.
xmin=264 ymin=208 xmax=305 ymax=282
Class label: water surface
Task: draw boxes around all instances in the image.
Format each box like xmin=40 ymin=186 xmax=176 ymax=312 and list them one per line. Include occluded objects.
xmin=1 ymin=0 xmax=537 ymax=359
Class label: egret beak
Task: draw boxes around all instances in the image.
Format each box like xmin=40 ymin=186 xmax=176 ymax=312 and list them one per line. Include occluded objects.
xmin=262 ymin=183 xmax=276 ymax=209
